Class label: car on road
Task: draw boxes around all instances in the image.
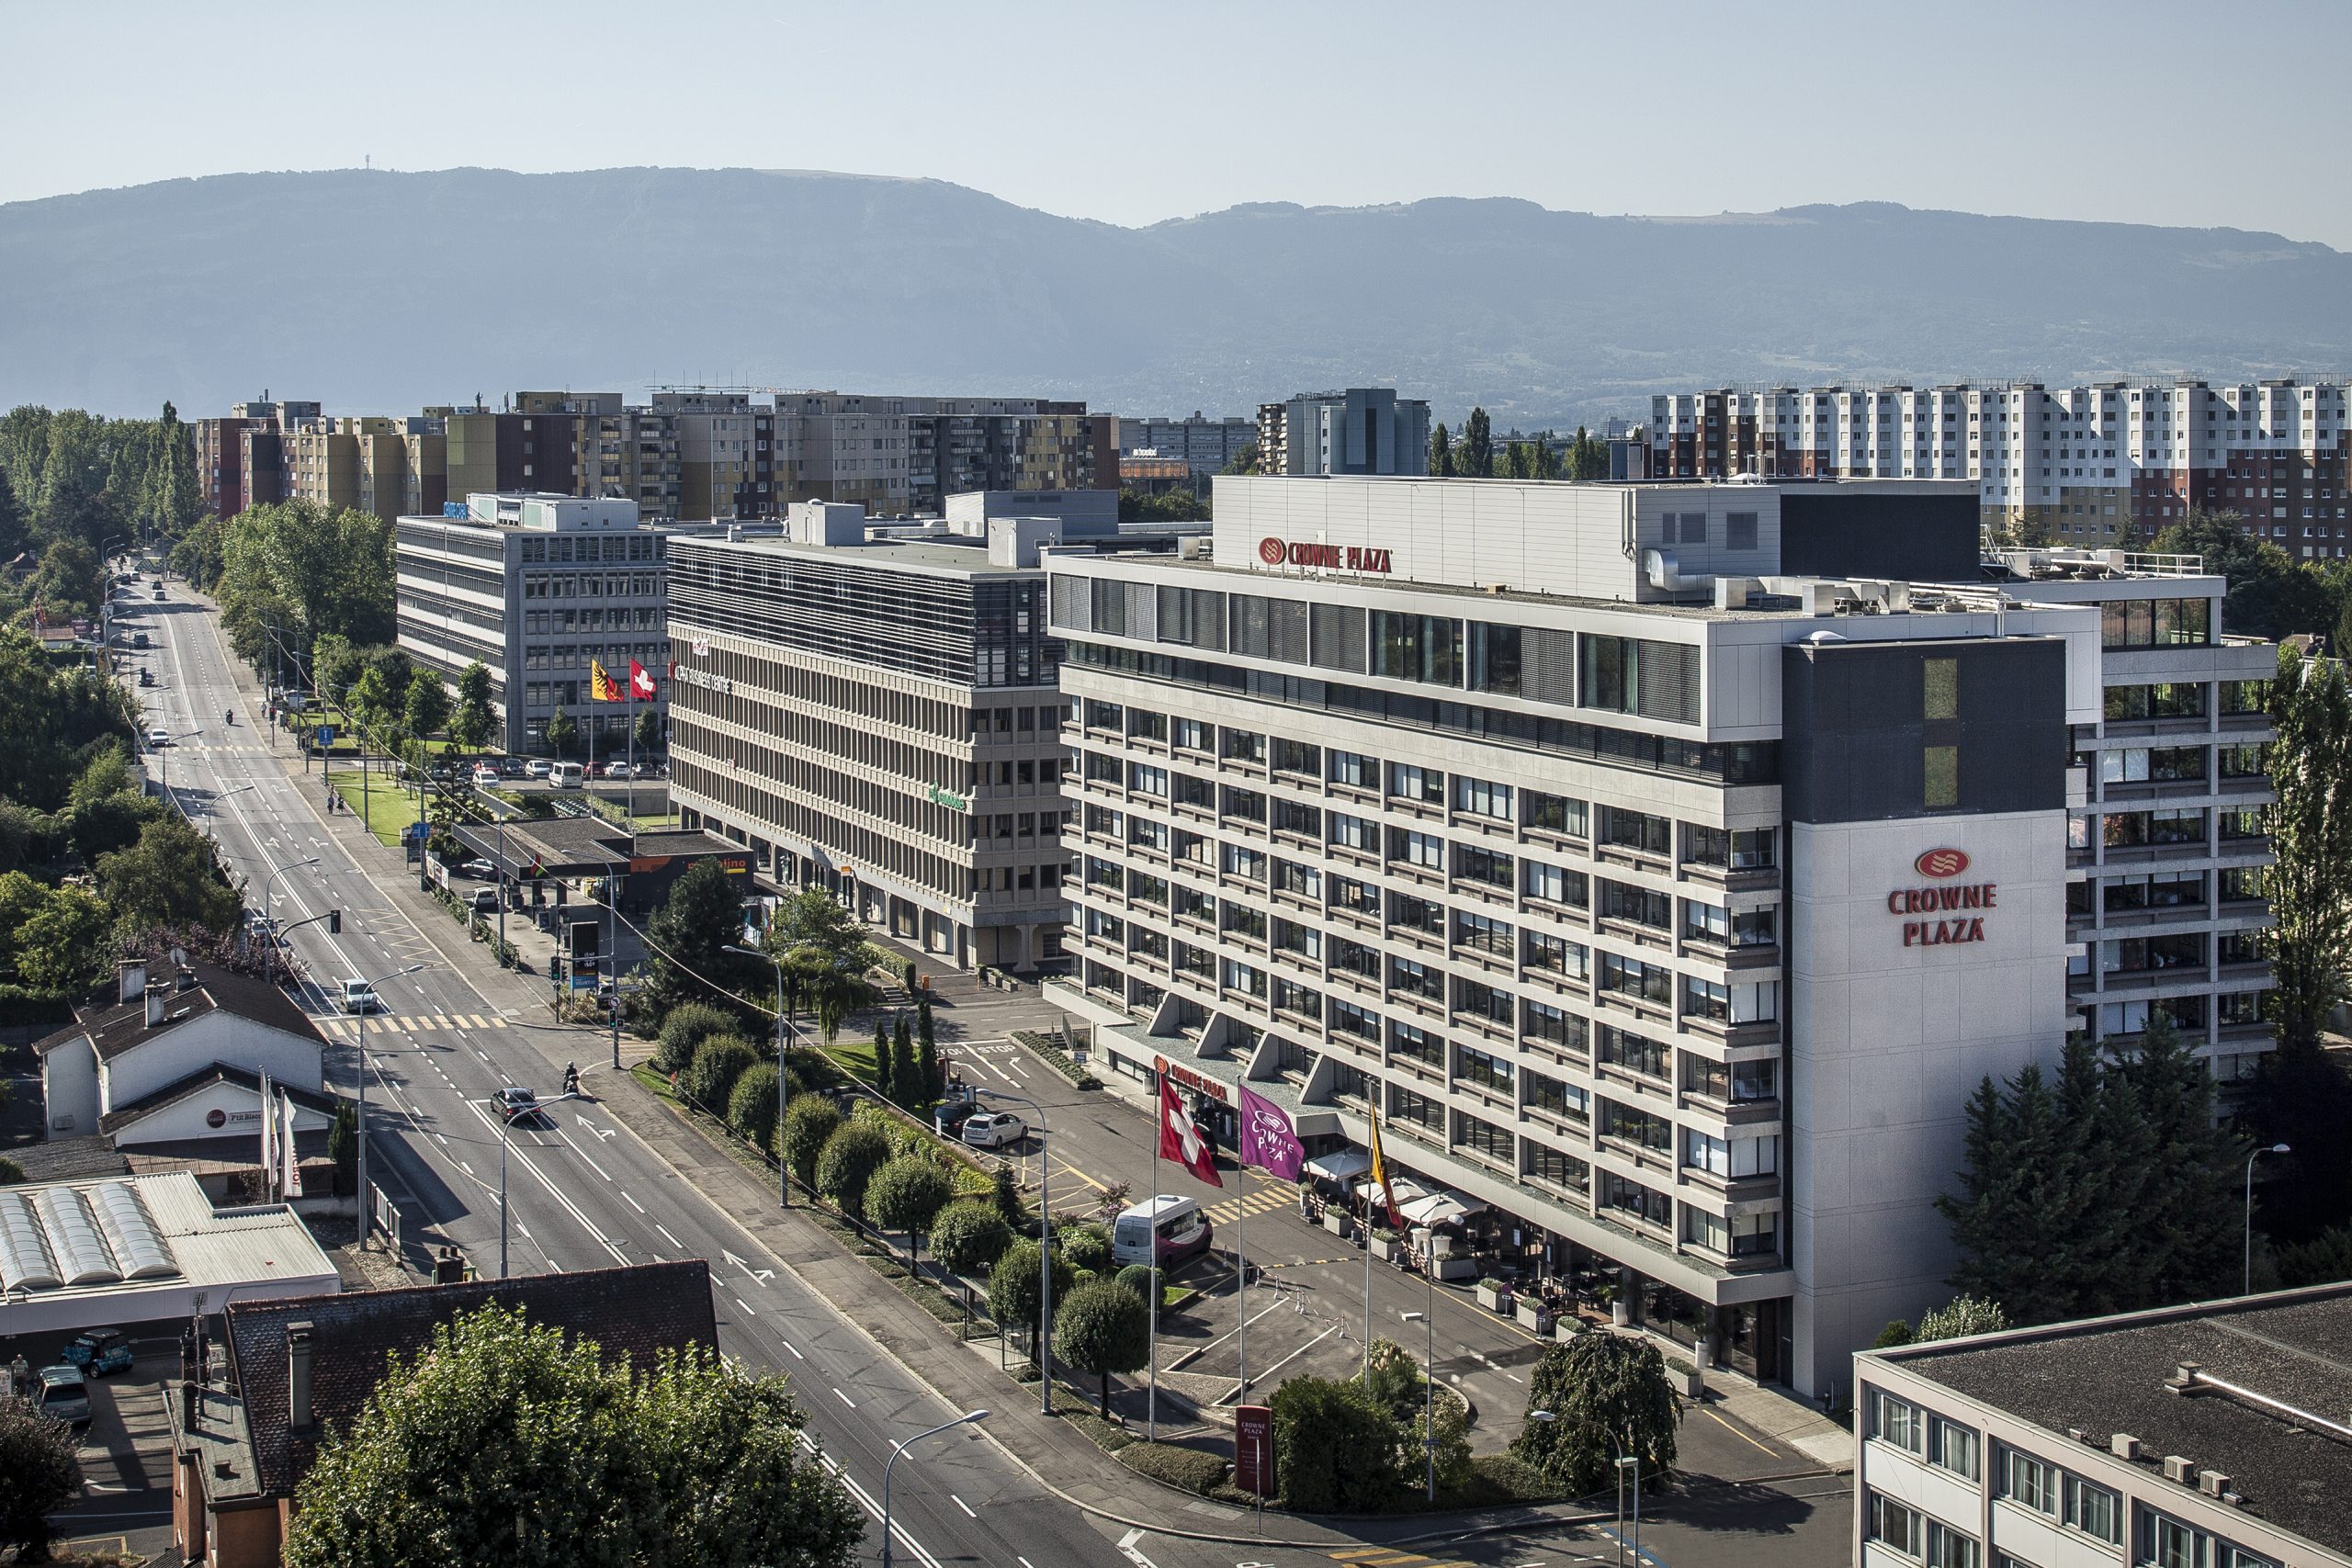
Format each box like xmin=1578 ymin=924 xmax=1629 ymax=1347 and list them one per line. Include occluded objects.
xmin=131 ymin=630 xmax=150 ymax=649
xmin=470 ymin=764 xmax=502 ymax=786
xmin=39 ymin=1365 xmax=91 ymax=1427
xmin=62 ymin=1329 xmax=135 ymax=1376
xmin=496 ymin=1085 xmax=540 ymax=1124
xmin=526 ymin=759 xmax=553 ymax=779
xmin=958 ymin=1110 xmax=1028 ymax=1150
xmin=146 ymin=727 xmax=170 ymax=749
xmin=340 ymin=978 xmax=382 ymax=1014
xmin=153 ymin=585 xmax=167 ymax=600
xmin=456 ymin=858 xmax=495 ymax=879
xmin=469 ymin=888 xmax=501 ymax=915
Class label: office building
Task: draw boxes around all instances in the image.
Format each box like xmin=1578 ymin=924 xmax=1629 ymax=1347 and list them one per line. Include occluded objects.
xmin=1120 ymin=413 xmax=1257 ymax=477
xmin=1855 ymin=1285 xmax=2352 ymax=1568
xmin=394 ymin=492 xmax=673 ymax=756
xmin=1650 ymin=380 xmax=2352 ymax=554
xmin=1044 ymin=473 xmax=2274 ymax=1400
xmin=1257 ymin=389 xmax=1430 ymax=478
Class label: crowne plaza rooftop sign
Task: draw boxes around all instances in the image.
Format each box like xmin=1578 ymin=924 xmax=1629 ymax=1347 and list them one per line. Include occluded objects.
xmin=1257 ymin=536 xmax=1393 ymax=573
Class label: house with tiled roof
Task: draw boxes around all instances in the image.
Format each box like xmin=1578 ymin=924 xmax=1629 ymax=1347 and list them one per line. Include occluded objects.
xmin=172 ymin=1260 xmax=718 ymax=1566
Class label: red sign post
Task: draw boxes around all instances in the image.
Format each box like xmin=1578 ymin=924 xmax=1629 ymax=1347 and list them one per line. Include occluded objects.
xmin=1234 ymin=1404 xmax=1274 ymax=1496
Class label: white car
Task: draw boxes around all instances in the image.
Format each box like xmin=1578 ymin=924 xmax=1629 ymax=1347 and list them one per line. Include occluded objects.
xmin=340 ymin=978 xmax=381 ymax=1015
xmin=958 ymin=1111 xmax=1028 ymax=1150
xmin=603 ymin=762 xmax=635 ymax=781
xmin=526 ymin=759 xmax=553 ymax=779
xmin=470 ymin=764 xmax=501 ymax=786
xmin=146 ymin=728 xmax=171 ymax=749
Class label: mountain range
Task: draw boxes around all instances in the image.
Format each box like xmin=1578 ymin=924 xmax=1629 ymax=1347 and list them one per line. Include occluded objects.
xmin=4 ymin=166 xmax=2349 ymax=426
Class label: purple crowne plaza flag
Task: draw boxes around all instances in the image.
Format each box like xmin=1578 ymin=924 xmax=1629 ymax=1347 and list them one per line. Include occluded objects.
xmin=1237 ymin=1085 xmax=1305 ymax=1180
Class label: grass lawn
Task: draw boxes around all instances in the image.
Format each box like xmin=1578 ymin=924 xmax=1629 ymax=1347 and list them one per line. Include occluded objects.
xmin=326 ymin=768 xmax=431 ymax=846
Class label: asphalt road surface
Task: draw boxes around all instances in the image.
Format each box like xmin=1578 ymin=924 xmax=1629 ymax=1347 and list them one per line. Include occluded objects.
xmin=127 ymin=593 xmax=1128 ymax=1568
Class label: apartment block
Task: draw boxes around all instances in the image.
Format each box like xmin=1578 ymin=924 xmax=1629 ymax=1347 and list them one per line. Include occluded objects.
xmin=193 ymin=400 xmax=317 ymax=519
xmin=1043 ymin=474 xmax=2274 ymax=1399
xmin=1257 ymin=389 xmax=1430 ymax=477
xmin=1856 ymin=1285 xmax=2352 ymax=1568
xmin=394 ymin=492 xmax=673 ymax=756
xmin=1118 ymin=413 xmax=1257 ymax=476
xmin=1650 ymin=381 xmax=2352 ymax=556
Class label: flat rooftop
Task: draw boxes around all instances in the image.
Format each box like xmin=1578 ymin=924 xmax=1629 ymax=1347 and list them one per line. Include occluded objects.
xmin=0 ymin=1170 xmax=336 ymax=1310
xmin=1896 ymin=1287 xmax=2352 ymax=1556
xmin=680 ymin=532 xmax=1032 ymax=575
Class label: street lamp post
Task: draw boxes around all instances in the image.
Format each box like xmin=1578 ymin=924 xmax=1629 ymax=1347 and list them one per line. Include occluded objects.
xmin=260 ymin=856 xmax=322 ymax=987
xmin=979 ymin=1088 xmax=1053 ymax=1413
xmin=502 ymin=1089 xmax=588 ymax=1279
xmin=1401 ymin=1307 xmax=1436 ymax=1501
xmin=2245 ymin=1142 xmax=2290 ymax=1295
xmin=1615 ymin=1450 xmax=1642 ymax=1565
xmin=726 ymin=944 xmax=796 ymax=1210
xmin=879 ymin=1410 xmax=989 ymax=1568
xmin=150 ymin=727 xmax=201 ymax=803
xmin=351 ymin=964 xmax=424 ymax=1251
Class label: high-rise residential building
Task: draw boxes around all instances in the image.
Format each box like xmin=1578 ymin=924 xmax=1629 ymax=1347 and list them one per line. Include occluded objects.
xmin=1043 ymin=473 xmax=2273 ymax=1400
xmin=1649 ymin=380 xmax=2352 ymax=556
xmin=1118 ymin=413 xmax=1257 ymax=477
xmin=1854 ymin=1284 xmax=2352 ymax=1568
xmin=431 ymin=407 xmax=581 ymax=503
xmin=394 ymin=492 xmax=673 ymax=756
xmin=194 ymin=400 xmax=317 ymax=518
xmin=1256 ymin=389 xmax=1431 ymax=478
xmin=650 ymin=390 xmax=776 ymax=522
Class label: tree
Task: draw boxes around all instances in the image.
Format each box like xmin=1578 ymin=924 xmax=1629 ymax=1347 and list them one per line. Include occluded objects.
xmin=654 ymin=1001 xmax=738 ymax=1076
xmin=1512 ymin=1333 xmax=1677 ymax=1496
xmin=1458 ymin=407 xmax=1495 ymax=479
xmin=1872 ymin=1320 xmax=1917 ymax=1348
xmin=1269 ymin=1375 xmax=1401 ymax=1511
xmin=96 ymin=815 xmax=244 ymax=934
xmin=915 ymin=999 xmax=939 ymax=1105
xmin=401 ymin=671 xmax=451 ymax=746
xmin=15 ymin=884 xmax=112 ymax=993
xmin=641 ymin=859 xmax=760 ymax=1023
xmin=729 ymin=1062 xmax=782 ymax=1155
xmin=2277 ymin=1226 xmax=2352 ymax=1288
xmin=0 ymin=1394 xmax=84 ymax=1562
xmin=29 ymin=536 xmax=103 ymax=617
xmin=1219 ymin=443 xmax=1261 ymax=477
xmin=329 ymin=1102 xmax=359 ymax=1196
xmin=989 ymin=1163 xmax=1027 ymax=1228
xmin=780 ymin=1096 xmax=842 ymax=1190
xmin=814 ymin=1121 xmax=893 ymax=1219
xmin=0 ymin=1155 xmax=22 ymax=1186
xmin=931 ymin=1198 xmax=1013 ymax=1276
xmin=1564 ymin=425 xmax=1610 ymax=481
xmin=763 ymin=887 xmax=872 ymax=1044
xmin=2245 ymin=1036 xmax=2352 ymax=1245
xmin=633 ymin=706 xmax=665 ymax=758
xmin=452 ymin=661 xmax=497 ymax=754
xmin=2152 ymin=512 xmax=2334 ymax=640
xmin=0 ymin=467 xmax=23 ymax=561
xmin=2260 ymin=644 xmax=2352 ymax=1053
xmin=280 ymin=1304 xmax=861 ymax=1568
xmin=1915 ymin=1295 xmax=2011 ymax=1343
xmin=865 ymin=1155 xmax=955 ymax=1261
xmin=1060 ymin=1222 xmax=1112 ymax=1276
xmin=1428 ymin=423 xmax=1453 ymax=478
xmin=1054 ymin=1278 xmax=1151 ymax=1417
xmin=889 ymin=1014 xmax=918 ymax=1109
xmin=546 ymin=705 xmax=578 ymax=758
xmin=2117 ymin=1012 xmax=2245 ymax=1307
xmin=987 ymin=1238 xmax=1078 ymax=1355
xmin=683 ymin=1034 xmax=759 ymax=1115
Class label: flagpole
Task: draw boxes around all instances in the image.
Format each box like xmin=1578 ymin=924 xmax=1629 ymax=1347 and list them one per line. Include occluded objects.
xmin=1236 ymin=1184 xmax=1249 ymax=1405
xmin=1148 ymin=1069 xmax=1160 ymax=1443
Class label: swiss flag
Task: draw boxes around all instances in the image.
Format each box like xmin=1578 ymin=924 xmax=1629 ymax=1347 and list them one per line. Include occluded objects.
xmin=628 ymin=660 xmax=658 ymax=701
xmin=1159 ymin=1079 xmax=1223 ymax=1187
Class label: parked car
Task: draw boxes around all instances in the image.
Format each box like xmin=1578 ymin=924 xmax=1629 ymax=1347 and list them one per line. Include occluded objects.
xmin=932 ymin=1099 xmax=978 ymax=1137
xmin=603 ymin=761 xmax=635 ymax=781
xmin=496 ymin=757 xmax=528 ymax=779
xmin=456 ymin=858 xmax=495 ymax=879
xmin=428 ymin=762 xmax=455 ymax=784
xmin=470 ymin=888 xmax=501 ymax=915
xmin=62 ymin=1329 xmax=135 ymax=1376
xmin=496 ymin=1085 xmax=540 ymax=1124
xmin=958 ymin=1111 xmax=1028 ymax=1150
xmin=526 ymin=759 xmax=554 ymax=779
xmin=39 ymin=1365 xmax=91 ymax=1427
xmin=582 ymin=761 xmax=606 ymax=780
xmin=340 ymin=978 xmax=381 ymax=1014
xmin=471 ymin=764 xmax=502 ymax=786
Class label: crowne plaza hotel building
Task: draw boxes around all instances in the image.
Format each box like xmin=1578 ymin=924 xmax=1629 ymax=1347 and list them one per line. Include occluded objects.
xmin=1044 ymin=474 xmax=2276 ymax=1399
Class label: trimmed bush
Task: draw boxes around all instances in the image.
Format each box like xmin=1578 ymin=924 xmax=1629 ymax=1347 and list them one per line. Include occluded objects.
xmin=683 ymin=1034 xmax=760 ymax=1115
xmin=931 ymin=1199 xmax=1014 ymax=1276
xmin=986 ymin=1238 xmax=1077 ymax=1336
xmin=1270 ymin=1375 xmax=1400 ymax=1511
xmin=1061 ymin=1222 xmax=1113 ymax=1275
xmin=780 ymin=1096 xmax=842 ymax=1188
xmin=1115 ymin=1264 xmax=1158 ymax=1303
xmin=815 ymin=1122 xmax=894 ymax=1219
xmin=729 ymin=1062 xmax=782 ymax=1154
xmin=866 ymin=1156 xmax=956 ymax=1250
xmin=1118 ymin=1443 xmax=1227 ymax=1495
xmin=654 ymin=1002 xmax=737 ymax=1075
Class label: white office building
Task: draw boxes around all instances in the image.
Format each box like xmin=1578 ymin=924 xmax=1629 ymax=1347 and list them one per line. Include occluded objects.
xmin=1045 ymin=473 xmax=2275 ymax=1398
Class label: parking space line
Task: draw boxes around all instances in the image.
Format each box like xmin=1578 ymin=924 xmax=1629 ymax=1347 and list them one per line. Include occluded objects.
xmin=1705 ymin=1406 xmax=1778 ymax=1456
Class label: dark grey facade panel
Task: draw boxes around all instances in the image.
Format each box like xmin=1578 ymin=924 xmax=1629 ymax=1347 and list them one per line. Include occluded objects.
xmin=1781 ymin=637 xmax=2068 ymax=824
xmin=1778 ymin=491 xmax=1980 ymax=583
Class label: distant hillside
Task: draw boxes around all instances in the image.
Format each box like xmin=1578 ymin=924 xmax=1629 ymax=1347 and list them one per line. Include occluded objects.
xmin=3 ymin=167 xmax=2347 ymax=424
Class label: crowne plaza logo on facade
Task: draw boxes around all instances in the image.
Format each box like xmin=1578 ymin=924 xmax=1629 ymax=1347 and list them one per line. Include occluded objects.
xmin=1891 ymin=847 xmax=1994 ymax=947
xmin=1256 ymin=536 xmax=1393 ymax=573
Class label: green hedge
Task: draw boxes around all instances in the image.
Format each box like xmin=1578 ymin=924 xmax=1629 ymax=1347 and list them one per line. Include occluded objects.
xmin=1117 ymin=1443 xmax=1227 ymax=1495
xmin=1011 ymin=1029 xmax=1099 ymax=1090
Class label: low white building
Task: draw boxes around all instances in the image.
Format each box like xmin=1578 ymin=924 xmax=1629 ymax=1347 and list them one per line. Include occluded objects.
xmin=0 ymin=1170 xmax=338 ymax=1338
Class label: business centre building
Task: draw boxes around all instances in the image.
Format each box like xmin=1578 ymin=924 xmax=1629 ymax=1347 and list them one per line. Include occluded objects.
xmin=1043 ymin=474 xmax=2277 ymax=1400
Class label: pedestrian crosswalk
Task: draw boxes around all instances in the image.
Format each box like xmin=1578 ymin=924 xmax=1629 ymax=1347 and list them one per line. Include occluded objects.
xmin=1328 ymin=1550 xmax=1476 ymax=1568
xmin=1203 ymin=1183 xmax=1296 ymax=1227
xmin=323 ymin=1012 xmax=509 ymax=1037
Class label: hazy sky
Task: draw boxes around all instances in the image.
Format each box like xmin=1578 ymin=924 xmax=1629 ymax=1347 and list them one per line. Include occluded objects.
xmin=10 ymin=0 xmax=2352 ymax=247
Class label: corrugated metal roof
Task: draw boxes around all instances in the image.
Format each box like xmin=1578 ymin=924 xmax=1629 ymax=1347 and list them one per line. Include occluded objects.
xmin=0 ymin=1171 xmax=331 ymax=1300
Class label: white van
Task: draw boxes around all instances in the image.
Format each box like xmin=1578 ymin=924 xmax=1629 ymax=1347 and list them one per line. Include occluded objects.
xmin=1112 ymin=1195 xmax=1215 ymax=1268
xmin=550 ymin=761 xmax=586 ymax=788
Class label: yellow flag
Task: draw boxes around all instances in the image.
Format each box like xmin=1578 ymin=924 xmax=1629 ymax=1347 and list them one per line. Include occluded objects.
xmin=589 ymin=660 xmax=621 ymax=703
xmin=1364 ymin=1100 xmax=1402 ymax=1229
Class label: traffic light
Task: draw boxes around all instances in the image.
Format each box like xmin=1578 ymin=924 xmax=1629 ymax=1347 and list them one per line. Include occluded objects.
xmin=327 ymin=908 xmax=342 ymax=934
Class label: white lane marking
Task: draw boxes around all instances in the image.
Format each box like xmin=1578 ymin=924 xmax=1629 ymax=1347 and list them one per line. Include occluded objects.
xmin=833 ymin=1387 xmax=856 ymax=1408
xmin=722 ymin=1248 xmax=776 ymax=1284
xmin=554 ymin=1126 xmax=614 ymax=1183
xmin=1118 ymin=1529 xmax=1160 ymax=1568
xmin=797 ymin=1432 xmax=945 ymax=1568
xmin=434 ymin=1133 xmax=447 ymax=1145
xmin=1507 ymin=1372 xmax=1525 ymax=1383
xmin=952 ymin=1495 xmax=977 ymax=1518
xmin=476 ymin=1049 xmax=490 ymax=1063
xmin=459 ymin=1160 xmax=474 ymax=1177
xmin=656 ymin=1223 xmax=681 ymax=1247
xmin=1019 ymin=1558 xmax=1037 ymax=1568
xmin=461 ymin=1099 xmax=628 ymax=1267
xmin=734 ymin=1295 xmax=757 ymax=1317
xmin=622 ymin=1190 xmax=646 ymax=1213
xmin=780 ymin=1338 xmax=804 ymax=1360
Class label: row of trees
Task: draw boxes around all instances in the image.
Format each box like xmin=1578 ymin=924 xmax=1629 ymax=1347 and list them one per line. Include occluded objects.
xmin=1429 ymin=409 xmax=1610 ymax=480
xmin=0 ymin=402 xmax=202 ymax=559
xmin=181 ymin=500 xmax=396 ymax=680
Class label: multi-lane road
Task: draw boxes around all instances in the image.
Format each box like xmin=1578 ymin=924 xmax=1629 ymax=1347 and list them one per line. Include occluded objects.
xmin=123 ymin=589 xmax=1142 ymax=1568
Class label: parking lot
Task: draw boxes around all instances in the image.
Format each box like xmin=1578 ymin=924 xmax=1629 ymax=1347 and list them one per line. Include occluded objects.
xmin=6 ymin=1316 xmax=187 ymax=1562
